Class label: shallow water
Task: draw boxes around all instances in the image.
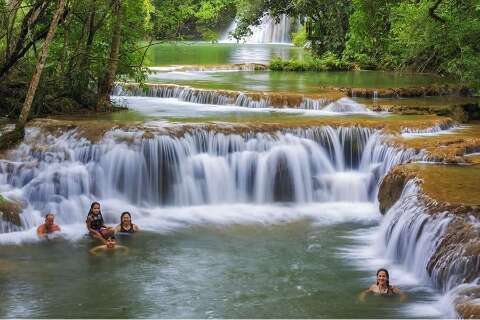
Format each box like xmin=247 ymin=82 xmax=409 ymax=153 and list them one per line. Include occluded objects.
xmin=146 ymin=42 xmax=304 ymax=66
xmin=147 ymin=69 xmax=452 ymax=93
xmin=0 ymin=216 xmax=440 ymax=318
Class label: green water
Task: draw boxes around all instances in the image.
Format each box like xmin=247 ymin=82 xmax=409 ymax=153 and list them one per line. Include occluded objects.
xmin=148 ymin=69 xmax=452 ymax=93
xmin=0 ymin=222 xmax=433 ymax=318
xmin=146 ymin=42 xmax=305 ymax=66
xmin=145 ymin=42 xmax=453 ymax=92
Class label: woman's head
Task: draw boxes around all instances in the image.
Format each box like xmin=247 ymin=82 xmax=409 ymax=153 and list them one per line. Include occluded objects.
xmin=376 ymin=268 xmax=390 ymax=287
xmin=120 ymin=212 xmax=132 ymax=226
xmin=89 ymin=202 xmax=101 ymax=216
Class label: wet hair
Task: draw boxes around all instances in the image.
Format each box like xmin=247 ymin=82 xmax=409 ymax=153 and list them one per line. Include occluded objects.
xmin=120 ymin=212 xmax=132 ymax=225
xmin=376 ymin=268 xmax=390 ymax=287
xmin=45 ymin=213 xmax=54 ymax=219
xmin=88 ymin=202 xmax=101 ymax=216
xmin=107 ymin=235 xmax=116 ymax=241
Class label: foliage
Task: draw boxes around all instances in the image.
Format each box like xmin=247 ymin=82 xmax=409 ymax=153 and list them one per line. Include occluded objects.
xmin=152 ymin=0 xmax=236 ymax=40
xmin=269 ymin=53 xmax=354 ymax=72
xmin=0 ymin=0 xmax=154 ymax=118
xmin=292 ymin=26 xmax=307 ymax=47
xmin=237 ymin=0 xmax=480 ymax=89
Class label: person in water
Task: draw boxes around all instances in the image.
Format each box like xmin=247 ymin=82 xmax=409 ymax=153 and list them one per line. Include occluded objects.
xmin=89 ymin=236 xmax=128 ymax=255
xmin=37 ymin=213 xmax=61 ymax=238
xmin=85 ymin=202 xmax=114 ymax=242
xmin=359 ymin=268 xmax=406 ymax=301
xmin=115 ymin=211 xmax=139 ymax=234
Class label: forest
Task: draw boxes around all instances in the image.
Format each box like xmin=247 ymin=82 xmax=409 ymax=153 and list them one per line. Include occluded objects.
xmin=0 ymin=0 xmax=478 ymax=123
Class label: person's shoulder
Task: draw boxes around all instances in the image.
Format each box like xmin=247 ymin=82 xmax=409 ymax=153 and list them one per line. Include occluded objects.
xmin=52 ymin=224 xmax=61 ymax=231
xmin=369 ymin=284 xmax=377 ymax=290
xmin=390 ymin=286 xmax=402 ymax=294
xmin=37 ymin=224 xmax=45 ymax=232
xmin=133 ymin=224 xmax=139 ymax=231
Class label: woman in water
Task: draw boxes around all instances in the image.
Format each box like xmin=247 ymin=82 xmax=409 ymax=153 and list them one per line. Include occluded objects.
xmin=359 ymin=268 xmax=406 ymax=301
xmin=86 ymin=202 xmax=114 ymax=242
xmin=114 ymin=212 xmax=139 ymax=234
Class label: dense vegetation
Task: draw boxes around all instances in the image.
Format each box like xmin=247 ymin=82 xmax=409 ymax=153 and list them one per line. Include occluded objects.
xmin=0 ymin=0 xmax=478 ymax=131
xmin=234 ymin=0 xmax=480 ymax=89
xmin=0 ymin=0 xmax=153 ymax=122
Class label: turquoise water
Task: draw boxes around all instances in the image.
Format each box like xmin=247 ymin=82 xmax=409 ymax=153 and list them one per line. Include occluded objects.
xmin=0 ymin=221 xmax=436 ymax=318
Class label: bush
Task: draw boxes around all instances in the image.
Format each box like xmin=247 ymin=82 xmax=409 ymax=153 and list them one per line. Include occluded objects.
xmin=268 ymin=53 xmax=354 ymax=72
xmin=292 ymin=26 xmax=307 ymax=47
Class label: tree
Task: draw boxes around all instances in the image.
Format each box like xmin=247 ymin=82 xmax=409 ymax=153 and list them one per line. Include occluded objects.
xmin=97 ymin=0 xmax=123 ymax=111
xmin=18 ymin=0 xmax=67 ymax=126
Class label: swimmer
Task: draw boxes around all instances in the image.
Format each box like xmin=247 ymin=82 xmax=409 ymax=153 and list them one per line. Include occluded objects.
xmin=359 ymin=268 xmax=407 ymax=301
xmin=89 ymin=236 xmax=128 ymax=255
xmin=114 ymin=212 xmax=139 ymax=234
xmin=37 ymin=213 xmax=61 ymax=239
xmin=86 ymin=202 xmax=114 ymax=243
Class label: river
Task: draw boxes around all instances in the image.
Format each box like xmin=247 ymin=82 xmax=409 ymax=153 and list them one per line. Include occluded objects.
xmin=0 ymin=42 xmax=467 ymax=318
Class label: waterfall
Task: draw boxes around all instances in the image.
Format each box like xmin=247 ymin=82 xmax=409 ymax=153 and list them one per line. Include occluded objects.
xmin=379 ymin=180 xmax=480 ymax=317
xmin=0 ymin=126 xmax=418 ymax=232
xmin=113 ymin=84 xmax=372 ymax=112
xmin=220 ymin=15 xmax=292 ymax=44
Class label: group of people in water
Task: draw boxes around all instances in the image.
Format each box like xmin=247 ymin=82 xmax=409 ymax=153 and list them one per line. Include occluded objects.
xmin=36 ymin=202 xmax=406 ymax=300
xmin=37 ymin=202 xmax=138 ymax=255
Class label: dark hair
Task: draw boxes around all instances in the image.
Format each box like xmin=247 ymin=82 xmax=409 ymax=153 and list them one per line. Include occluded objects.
xmin=120 ymin=211 xmax=132 ymax=226
xmin=376 ymin=268 xmax=390 ymax=288
xmin=107 ymin=235 xmax=116 ymax=241
xmin=88 ymin=202 xmax=101 ymax=216
xmin=45 ymin=213 xmax=54 ymax=219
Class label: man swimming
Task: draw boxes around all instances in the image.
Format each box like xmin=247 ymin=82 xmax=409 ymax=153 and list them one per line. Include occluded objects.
xmin=37 ymin=213 xmax=61 ymax=238
xmin=89 ymin=236 xmax=128 ymax=255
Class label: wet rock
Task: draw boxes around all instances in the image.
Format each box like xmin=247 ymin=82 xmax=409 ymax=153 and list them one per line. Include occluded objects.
xmin=343 ymin=84 xmax=471 ymax=99
xmin=0 ymin=195 xmax=23 ymax=226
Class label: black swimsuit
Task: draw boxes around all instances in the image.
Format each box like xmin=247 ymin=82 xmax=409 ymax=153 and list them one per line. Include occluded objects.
xmin=120 ymin=224 xmax=136 ymax=233
xmin=87 ymin=213 xmax=105 ymax=231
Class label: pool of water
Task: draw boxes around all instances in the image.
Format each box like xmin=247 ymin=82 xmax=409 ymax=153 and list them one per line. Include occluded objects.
xmin=147 ymin=69 xmax=453 ymax=93
xmin=146 ymin=42 xmax=305 ymax=66
xmin=0 ymin=208 xmax=440 ymax=318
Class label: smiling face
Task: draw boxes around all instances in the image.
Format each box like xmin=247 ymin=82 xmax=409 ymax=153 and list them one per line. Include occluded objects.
xmin=45 ymin=214 xmax=55 ymax=226
xmin=121 ymin=214 xmax=131 ymax=226
xmin=106 ymin=238 xmax=116 ymax=249
xmin=377 ymin=270 xmax=388 ymax=286
xmin=92 ymin=204 xmax=101 ymax=215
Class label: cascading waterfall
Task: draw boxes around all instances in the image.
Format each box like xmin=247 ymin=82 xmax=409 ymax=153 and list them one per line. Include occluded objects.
xmin=220 ymin=14 xmax=292 ymax=44
xmin=113 ymin=84 xmax=370 ymax=112
xmin=0 ymin=126 xmax=418 ymax=233
xmin=378 ymin=180 xmax=480 ymax=316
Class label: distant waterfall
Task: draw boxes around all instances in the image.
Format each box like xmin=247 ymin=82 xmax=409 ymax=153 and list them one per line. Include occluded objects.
xmin=221 ymin=15 xmax=292 ymax=44
xmin=0 ymin=127 xmax=418 ymax=232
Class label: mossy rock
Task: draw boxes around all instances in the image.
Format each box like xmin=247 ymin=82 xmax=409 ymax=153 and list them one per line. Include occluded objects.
xmin=0 ymin=195 xmax=23 ymax=226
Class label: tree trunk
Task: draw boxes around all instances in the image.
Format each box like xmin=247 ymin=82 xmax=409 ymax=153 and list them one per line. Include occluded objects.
xmin=96 ymin=0 xmax=123 ymax=112
xmin=17 ymin=0 xmax=66 ymax=127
